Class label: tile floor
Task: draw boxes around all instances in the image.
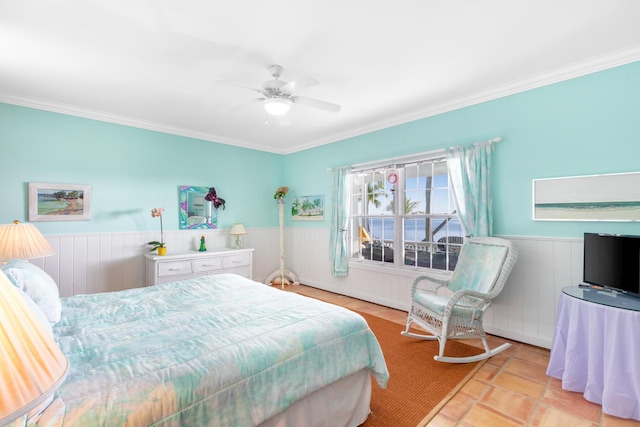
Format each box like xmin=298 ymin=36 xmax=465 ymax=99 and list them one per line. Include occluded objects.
xmin=275 ymin=284 xmax=639 ymax=427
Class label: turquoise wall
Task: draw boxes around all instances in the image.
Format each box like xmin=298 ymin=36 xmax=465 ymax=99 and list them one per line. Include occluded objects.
xmin=284 ymin=61 xmax=640 ymax=237
xmin=2 ymin=61 xmax=639 ymax=238
xmin=0 ymin=104 xmax=284 ymax=234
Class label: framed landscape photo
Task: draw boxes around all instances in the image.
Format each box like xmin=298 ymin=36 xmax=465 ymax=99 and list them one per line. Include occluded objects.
xmin=291 ymin=195 xmax=324 ymax=221
xmin=29 ymin=182 xmax=91 ymax=221
xmin=532 ymin=171 xmax=640 ymax=222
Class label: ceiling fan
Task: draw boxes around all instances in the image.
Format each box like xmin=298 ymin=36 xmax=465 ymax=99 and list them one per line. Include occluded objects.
xmin=222 ymin=64 xmax=341 ymax=117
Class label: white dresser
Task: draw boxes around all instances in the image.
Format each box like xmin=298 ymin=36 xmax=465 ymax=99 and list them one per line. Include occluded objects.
xmin=145 ymin=248 xmax=254 ymax=286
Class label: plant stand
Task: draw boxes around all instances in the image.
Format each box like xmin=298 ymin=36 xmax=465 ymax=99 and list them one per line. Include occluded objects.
xmin=265 ymin=200 xmax=299 ymax=289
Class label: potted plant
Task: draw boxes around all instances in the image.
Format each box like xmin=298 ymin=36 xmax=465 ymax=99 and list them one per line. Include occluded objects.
xmin=148 ymin=207 xmax=166 ymax=255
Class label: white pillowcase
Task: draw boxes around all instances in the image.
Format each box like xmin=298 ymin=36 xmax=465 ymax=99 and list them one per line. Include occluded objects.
xmin=15 ymin=286 xmax=54 ymax=337
xmin=1 ymin=259 xmax=62 ymax=324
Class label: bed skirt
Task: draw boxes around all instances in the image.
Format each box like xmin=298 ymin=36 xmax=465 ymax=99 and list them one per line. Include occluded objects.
xmin=260 ymin=369 xmax=372 ymax=427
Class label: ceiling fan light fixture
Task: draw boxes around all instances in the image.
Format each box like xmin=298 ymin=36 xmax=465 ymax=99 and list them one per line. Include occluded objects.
xmin=264 ymin=98 xmax=291 ymax=116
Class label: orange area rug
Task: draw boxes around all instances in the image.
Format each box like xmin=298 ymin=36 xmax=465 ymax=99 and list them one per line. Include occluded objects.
xmin=358 ymin=311 xmax=486 ymax=427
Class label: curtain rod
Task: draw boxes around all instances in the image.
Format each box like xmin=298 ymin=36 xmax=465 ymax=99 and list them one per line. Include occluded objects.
xmin=327 ymin=137 xmax=502 ymax=172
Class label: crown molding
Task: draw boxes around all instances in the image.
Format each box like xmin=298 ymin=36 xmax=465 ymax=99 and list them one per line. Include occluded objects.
xmin=2 ymin=45 xmax=639 ymax=156
xmin=282 ymin=45 xmax=640 ymax=154
xmin=0 ymin=94 xmax=279 ymax=153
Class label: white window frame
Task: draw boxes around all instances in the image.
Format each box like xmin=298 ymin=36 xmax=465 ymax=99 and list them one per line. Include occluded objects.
xmin=347 ymin=149 xmax=464 ymax=273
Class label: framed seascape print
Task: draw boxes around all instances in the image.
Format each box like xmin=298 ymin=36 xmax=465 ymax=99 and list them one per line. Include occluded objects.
xmin=291 ymin=195 xmax=324 ymax=221
xmin=532 ymin=171 xmax=640 ymax=222
xmin=29 ymin=182 xmax=91 ymax=221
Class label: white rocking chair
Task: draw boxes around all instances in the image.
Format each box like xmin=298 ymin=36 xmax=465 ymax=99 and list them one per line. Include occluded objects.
xmin=401 ymin=237 xmax=519 ymax=363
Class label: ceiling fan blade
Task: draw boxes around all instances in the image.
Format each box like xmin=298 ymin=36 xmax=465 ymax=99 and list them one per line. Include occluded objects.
xmin=214 ymin=79 xmax=266 ymax=95
xmin=292 ymin=96 xmax=341 ymax=113
xmin=221 ymin=97 xmax=266 ymax=115
xmin=280 ymin=75 xmax=319 ymax=94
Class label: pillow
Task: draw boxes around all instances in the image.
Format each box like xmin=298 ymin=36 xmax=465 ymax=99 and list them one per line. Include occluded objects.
xmin=1 ymin=259 xmax=62 ymax=324
xmin=15 ymin=286 xmax=54 ymax=338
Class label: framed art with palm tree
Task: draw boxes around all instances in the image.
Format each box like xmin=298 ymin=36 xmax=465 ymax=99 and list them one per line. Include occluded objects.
xmin=291 ymin=195 xmax=324 ymax=221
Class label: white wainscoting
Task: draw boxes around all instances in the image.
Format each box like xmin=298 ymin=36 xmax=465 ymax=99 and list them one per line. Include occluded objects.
xmin=35 ymin=227 xmax=581 ymax=349
xmin=284 ymin=228 xmax=583 ymax=350
xmin=34 ymin=227 xmax=280 ymax=297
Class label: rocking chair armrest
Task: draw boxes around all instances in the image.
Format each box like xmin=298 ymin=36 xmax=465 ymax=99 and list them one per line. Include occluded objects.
xmin=444 ymin=289 xmax=492 ymax=316
xmin=410 ymin=274 xmax=450 ymax=295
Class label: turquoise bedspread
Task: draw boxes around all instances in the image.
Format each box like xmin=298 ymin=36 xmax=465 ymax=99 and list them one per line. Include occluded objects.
xmin=39 ymin=274 xmax=388 ymax=426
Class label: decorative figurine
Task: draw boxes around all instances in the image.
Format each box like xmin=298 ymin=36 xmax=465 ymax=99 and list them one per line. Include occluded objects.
xmin=204 ymin=187 xmax=226 ymax=210
xmin=199 ymin=235 xmax=207 ymax=252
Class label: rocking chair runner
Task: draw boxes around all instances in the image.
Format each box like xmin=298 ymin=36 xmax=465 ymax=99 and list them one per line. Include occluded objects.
xmin=402 ymin=237 xmax=519 ymax=363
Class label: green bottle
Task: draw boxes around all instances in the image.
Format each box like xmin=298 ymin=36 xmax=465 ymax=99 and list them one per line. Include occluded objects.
xmin=199 ymin=236 xmax=207 ymax=252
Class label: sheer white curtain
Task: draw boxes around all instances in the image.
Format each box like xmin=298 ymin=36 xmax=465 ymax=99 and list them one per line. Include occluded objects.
xmin=329 ymin=166 xmax=351 ymax=276
xmin=447 ymin=140 xmax=496 ymax=237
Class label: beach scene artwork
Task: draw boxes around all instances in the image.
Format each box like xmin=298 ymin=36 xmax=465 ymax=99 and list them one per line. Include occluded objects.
xmin=29 ymin=183 xmax=91 ymax=221
xmin=37 ymin=189 xmax=84 ymax=215
xmin=291 ymin=195 xmax=324 ymax=221
xmin=533 ymin=172 xmax=640 ymax=222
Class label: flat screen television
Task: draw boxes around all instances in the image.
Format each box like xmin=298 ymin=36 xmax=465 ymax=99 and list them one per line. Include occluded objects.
xmin=583 ymin=232 xmax=640 ymax=296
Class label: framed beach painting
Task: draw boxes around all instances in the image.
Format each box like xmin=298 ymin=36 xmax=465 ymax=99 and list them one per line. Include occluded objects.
xmin=532 ymin=172 xmax=640 ymax=222
xmin=291 ymin=195 xmax=324 ymax=221
xmin=29 ymin=182 xmax=91 ymax=221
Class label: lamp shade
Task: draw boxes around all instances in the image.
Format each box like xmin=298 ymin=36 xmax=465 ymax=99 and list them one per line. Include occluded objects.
xmin=263 ymin=98 xmax=291 ymax=116
xmin=229 ymin=223 xmax=247 ymax=236
xmin=0 ymin=270 xmax=69 ymax=425
xmin=0 ymin=221 xmax=55 ymax=261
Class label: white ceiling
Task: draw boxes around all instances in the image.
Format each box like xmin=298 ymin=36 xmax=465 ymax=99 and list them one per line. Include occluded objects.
xmin=2 ymin=1 xmax=640 ymax=154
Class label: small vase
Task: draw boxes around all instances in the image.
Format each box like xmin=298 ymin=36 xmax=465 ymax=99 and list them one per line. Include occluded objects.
xmin=158 ymin=247 xmax=167 ymax=256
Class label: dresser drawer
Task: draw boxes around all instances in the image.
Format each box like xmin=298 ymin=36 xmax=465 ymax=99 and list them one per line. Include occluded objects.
xmin=193 ymin=257 xmax=223 ymax=272
xmin=158 ymin=261 xmax=192 ymax=277
xmin=145 ymin=249 xmax=253 ymax=286
xmin=223 ymin=253 xmax=251 ymax=268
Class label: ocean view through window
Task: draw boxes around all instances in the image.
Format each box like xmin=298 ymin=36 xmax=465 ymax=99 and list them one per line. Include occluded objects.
xmin=348 ymin=152 xmax=464 ymax=272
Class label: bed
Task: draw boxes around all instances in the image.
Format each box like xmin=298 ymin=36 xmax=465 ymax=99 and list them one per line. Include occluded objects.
xmin=12 ymin=268 xmax=389 ymax=426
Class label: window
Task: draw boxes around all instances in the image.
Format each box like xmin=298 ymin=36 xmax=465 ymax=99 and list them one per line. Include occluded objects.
xmin=348 ymin=153 xmax=463 ymax=272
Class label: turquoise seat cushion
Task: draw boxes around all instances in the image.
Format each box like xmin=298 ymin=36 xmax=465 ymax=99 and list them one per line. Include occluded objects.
xmin=414 ymin=290 xmax=450 ymax=315
xmin=448 ymin=242 xmax=508 ymax=294
xmin=414 ymin=290 xmax=483 ymax=318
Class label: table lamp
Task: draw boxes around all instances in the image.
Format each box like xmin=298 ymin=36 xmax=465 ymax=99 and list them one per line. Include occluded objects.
xmin=0 ymin=220 xmax=55 ymax=261
xmin=0 ymin=221 xmax=67 ymax=425
xmin=0 ymin=271 xmax=69 ymax=425
xmin=229 ymin=223 xmax=247 ymax=249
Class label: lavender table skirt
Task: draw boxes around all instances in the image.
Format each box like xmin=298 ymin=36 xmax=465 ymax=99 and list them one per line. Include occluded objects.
xmin=546 ymin=290 xmax=640 ymax=421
